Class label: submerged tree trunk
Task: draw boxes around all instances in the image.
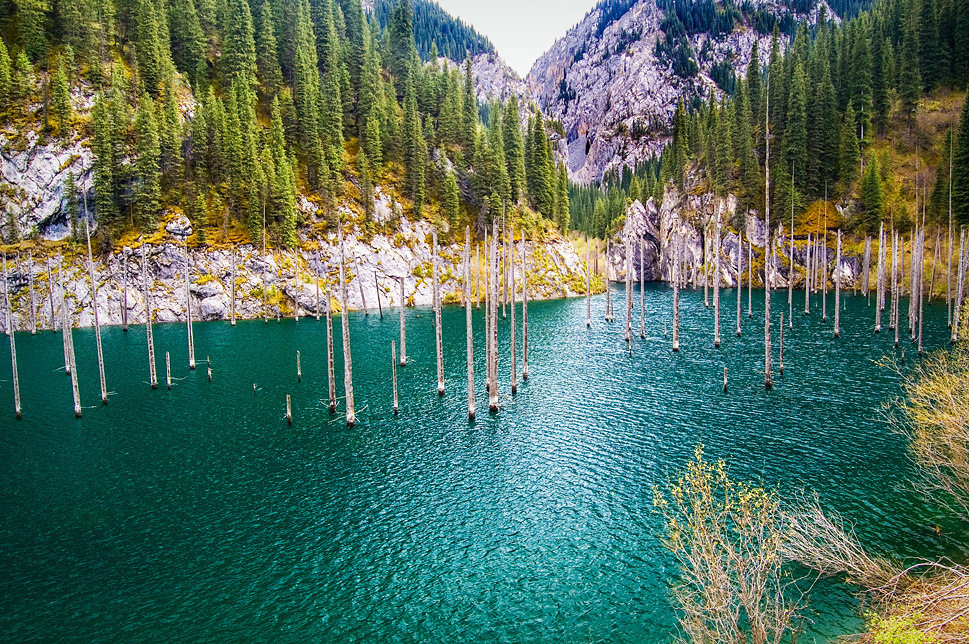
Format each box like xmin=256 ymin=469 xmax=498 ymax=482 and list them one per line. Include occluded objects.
xmin=392 ymin=340 xmax=399 ymax=415
xmin=339 ymin=224 xmax=356 ymax=428
xmin=47 ymin=256 xmax=56 ymax=333
xmin=433 ymin=230 xmax=444 ymax=396
xmin=605 ymin=239 xmax=613 ymax=322
xmin=465 ymin=228 xmax=475 ymax=421
xmin=586 ymin=242 xmax=591 ymax=328
xmin=737 ymin=233 xmax=743 ymax=337
xmin=672 ymin=230 xmax=680 ymax=353
xmin=399 ymin=276 xmax=407 ymax=366
xmin=143 ymin=246 xmax=157 ymax=390
xmin=511 ymin=225 xmax=518 ymax=394
xmin=185 ymin=246 xmax=195 ymax=370
xmin=876 ymin=224 xmax=885 ymax=332
xmin=326 ymin=288 xmax=336 ymax=413
xmin=4 ymin=256 xmax=22 ymax=418
xmin=85 ymin=220 xmax=108 ymax=403
xmin=61 ymin=267 xmax=81 ymax=417
xmin=714 ymin=212 xmax=721 ymax=348
xmin=834 ymin=230 xmax=842 ymax=338
xmin=625 ymin=232 xmax=633 ymax=347
xmin=230 ymin=249 xmax=236 ymax=326
xmin=489 ymin=221 xmax=500 ymax=412
xmin=640 ymin=237 xmax=646 ymax=339
xmin=522 ymin=237 xmax=529 ymax=382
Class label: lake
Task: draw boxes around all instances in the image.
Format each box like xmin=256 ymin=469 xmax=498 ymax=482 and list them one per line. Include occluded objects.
xmin=1 ymin=284 xmax=965 ymax=643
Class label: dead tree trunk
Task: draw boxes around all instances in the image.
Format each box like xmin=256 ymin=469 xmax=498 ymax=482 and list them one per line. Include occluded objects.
xmin=672 ymin=230 xmax=680 ymax=353
xmin=764 ymin=87 xmax=772 ymax=390
xmin=3 ymin=256 xmax=21 ymax=419
xmin=586 ymin=242 xmax=591 ymax=328
xmin=625 ymin=232 xmax=633 ymax=346
xmin=640 ymin=237 xmax=646 ymax=339
xmin=398 ymin=276 xmax=407 ymax=365
xmin=605 ymin=239 xmax=613 ymax=321
xmin=714 ymin=211 xmax=721 ymax=348
xmin=748 ymin=239 xmax=753 ymax=318
xmin=27 ymin=252 xmax=36 ymax=334
xmin=47 ymin=256 xmax=56 ymax=333
xmin=62 ymin=272 xmax=81 ymax=417
xmin=863 ymin=237 xmax=872 ymax=303
xmin=294 ymin=249 xmax=300 ymax=322
xmin=522 ymin=236 xmax=529 ymax=381
xmin=876 ymin=223 xmax=885 ymax=332
xmin=339 ymin=223 xmax=355 ymax=427
xmin=230 ymin=249 xmax=236 ymax=326
xmin=166 ymin=351 xmax=171 ymax=389
xmin=433 ymin=230 xmax=444 ymax=396
xmin=779 ymin=312 xmax=785 ymax=376
xmin=326 ymin=288 xmax=337 ymax=413
xmin=510 ymin=225 xmax=518 ymax=394
xmin=489 ymin=221 xmax=500 ymax=412
xmin=85 ymin=219 xmax=108 ymax=403
xmin=929 ymin=227 xmax=940 ymax=302
xmin=392 ymin=340 xmax=399 ymax=415
xmin=465 ymin=228 xmax=475 ymax=421
xmin=143 ymin=246 xmax=157 ymax=390
xmin=737 ymin=233 xmax=743 ymax=337
xmin=952 ymin=229 xmax=965 ymax=344
xmin=834 ymin=230 xmax=842 ymax=338
xmin=185 ymin=246 xmax=195 ymax=370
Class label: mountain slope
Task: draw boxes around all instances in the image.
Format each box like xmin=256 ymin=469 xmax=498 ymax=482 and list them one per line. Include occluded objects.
xmin=527 ymin=0 xmax=841 ymax=184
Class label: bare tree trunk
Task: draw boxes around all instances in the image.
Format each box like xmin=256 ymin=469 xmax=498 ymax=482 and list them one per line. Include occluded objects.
xmin=357 ymin=262 xmax=369 ymax=316
xmin=465 ymin=228 xmax=475 ymax=421
xmin=326 ymin=288 xmax=336 ymax=413
xmin=185 ymin=246 xmax=195 ymax=370
xmin=85 ymin=219 xmax=108 ymax=403
xmin=398 ymin=277 xmax=407 ymax=365
xmin=26 ymin=252 xmax=36 ymax=334
xmin=294 ymin=249 xmax=300 ymax=322
xmin=489 ymin=221 xmax=500 ymax=412
xmin=392 ymin=340 xmax=399 ymax=415
xmin=876 ymin=224 xmax=885 ymax=332
xmin=503 ymin=215 xmax=509 ymax=320
xmin=315 ymin=271 xmax=321 ymax=323
xmin=765 ymin=88 xmax=772 ymax=390
xmin=822 ymin=229 xmax=828 ymax=322
xmin=788 ymin=203 xmax=794 ymax=325
xmin=47 ymin=256 xmax=56 ymax=333
xmin=4 ymin=256 xmax=21 ymax=419
xmin=64 ymin=283 xmax=81 ymax=417
xmin=673 ymin=230 xmax=680 ymax=353
xmin=834 ymin=230 xmax=842 ymax=338
xmin=704 ymin=229 xmax=709 ymax=308
xmin=143 ymin=246 xmax=157 ymax=389
xmin=737 ymin=233 xmax=743 ymax=337
xmin=375 ymin=273 xmax=383 ymax=319
xmin=894 ymin=231 xmax=901 ymax=348
xmin=625 ymin=231 xmax=633 ymax=347
xmin=296 ymin=350 xmax=302 ymax=381
xmin=714 ymin=211 xmax=721 ymax=348
xmin=952 ymin=229 xmax=965 ymax=344
xmin=779 ymin=312 xmax=784 ymax=376
xmin=929 ymin=227 xmax=940 ymax=302
xmin=433 ymin=230 xmax=444 ymax=396
xmin=522 ymin=236 xmax=529 ymax=381
xmin=805 ymin=233 xmax=812 ymax=314
xmin=476 ymin=245 xmax=480 ymax=310
xmin=339 ymin=224 xmax=355 ymax=427
xmin=166 ymin=351 xmax=171 ymax=389
xmin=640 ymin=237 xmax=646 ymax=339
xmin=863 ymin=236 xmax=872 ymax=303
xmin=748 ymin=239 xmax=753 ymax=318
xmin=286 ymin=394 xmax=292 ymax=424
xmin=230 ymin=249 xmax=236 ymax=326
xmin=605 ymin=239 xmax=613 ymax=321
xmin=586 ymin=242 xmax=591 ymax=328
xmin=918 ymin=229 xmax=925 ymax=356
xmin=511 ymin=225 xmax=518 ymax=394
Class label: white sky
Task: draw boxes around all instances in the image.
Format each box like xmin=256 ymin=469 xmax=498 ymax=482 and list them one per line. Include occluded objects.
xmin=432 ymin=0 xmax=598 ymax=77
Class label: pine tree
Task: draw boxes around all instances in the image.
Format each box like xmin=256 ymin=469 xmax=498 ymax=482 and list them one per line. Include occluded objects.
xmin=860 ymin=154 xmax=883 ymax=233
xmin=135 ymin=94 xmax=162 ymax=232
xmin=463 ymin=57 xmax=476 ymax=151
xmin=747 ymin=39 xmax=762 ymax=129
xmin=899 ymin=11 xmax=922 ymax=121
xmin=91 ymin=93 xmax=119 ymax=224
xmin=52 ymin=57 xmax=72 ymax=133
xmin=169 ymin=0 xmax=206 ymax=87
xmin=16 ymin=0 xmax=49 ymax=61
xmin=293 ymin=0 xmax=325 ymax=187
xmin=806 ymin=45 xmax=838 ymax=199
xmin=953 ymin=96 xmax=969 ymax=225
xmin=256 ymin=1 xmax=283 ymax=95
xmin=782 ymin=61 xmax=808 ymax=205
xmin=388 ymin=0 xmax=417 ymax=92
xmin=134 ymin=0 xmax=170 ymax=93
xmin=443 ymin=169 xmax=459 ymax=228
xmin=734 ymin=83 xmax=760 ymax=202
xmin=221 ymin=0 xmax=257 ymax=87
xmin=0 ymin=39 xmax=11 ymax=114
xmin=487 ymin=104 xmax=510 ymax=201
xmin=839 ymin=103 xmax=860 ymax=188
xmin=359 ymin=150 xmax=373 ymax=219
xmin=319 ymin=0 xmax=345 ymax=186
xmin=919 ymin=0 xmax=943 ymax=92
xmin=195 ymin=192 xmax=208 ymax=244
xmin=872 ymin=35 xmax=890 ymax=134
xmin=556 ymin=163 xmax=570 ymax=232
xmin=503 ymin=96 xmax=526 ymax=203
xmin=954 ymin=0 xmax=969 ymax=87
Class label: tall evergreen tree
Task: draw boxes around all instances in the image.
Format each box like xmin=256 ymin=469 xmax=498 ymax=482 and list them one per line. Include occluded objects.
xmin=899 ymin=10 xmax=922 ymax=121
xmin=256 ymin=1 xmax=283 ymax=95
xmin=319 ymin=0 xmax=345 ymax=186
xmin=293 ymin=0 xmax=326 ymax=187
xmin=387 ymin=0 xmax=417 ymax=92
xmin=503 ymin=96 xmax=526 ymax=203
xmin=782 ymin=61 xmax=808 ymax=206
xmin=15 ymin=0 xmax=49 ymax=61
xmin=462 ymin=57 xmax=476 ymax=151
xmin=860 ymin=154 xmax=883 ymax=233
xmin=52 ymin=57 xmax=72 ymax=133
xmin=839 ymin=103 xmax=860 ymax=188
xmin=169 ymin=0 xmax=206 ymax=87
xmin=555 ymin=163 xmax=570 ymax=232
xmin=91 ymin=93 xmax=119 ymax=224
xmin=135 ymin=94 xmax=162 ymax=231
xmin=0 ymin=32 xmax=13 ymax=113
xmin=953 ymin=96 xmax=969 ymax=225
xmin=747 ymin=39 xmax=762 ymax=130
xmin=919 ymin=0 xmax=943 ymax=92
xmin=221 ymin=0 xmax=258 ymax=87
xmin=134 ymin=0 xmax=170 ymax=93
xmin=443 ymin=169 xmax=459 ymax=228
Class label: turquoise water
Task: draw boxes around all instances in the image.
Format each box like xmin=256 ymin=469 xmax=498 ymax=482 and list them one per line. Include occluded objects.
xmin=1 ymin=285 xmax=965 ymax=643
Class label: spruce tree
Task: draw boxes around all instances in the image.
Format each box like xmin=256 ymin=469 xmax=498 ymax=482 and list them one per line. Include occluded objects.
xmin=388 ymin=0 xmax=417 ymax=92
xmin=195 ymin=192 xmax=208 ymax=244
xmin=320 ymin=0 xmax=346 ymax=185
xmin=463 ymin=57 xmax=476 ymax=151
xmin=256 ymin=1 xmax=283 ymax=95
xmin=221 ymin=0 xmax=258 ymax=87
xmin=135 ymin=94 xmax=162 ymax=232
xmin=556 ymin=163 xmax=570 ymax=232
xmin=872 ymin=35 xmax=890 ymax=134
xmin=503 ymin=96 xmax=526 ymax=203
xmin=747 ymin=40 xmax=762 ymax=129
xmin=52 ymin=57 xmax=72 ymax=133
xmin=953 ymin=96 xmax=969 ymax=225
xmin=293 ymin=0 xmax=325 ymax=187
xmin=860 ymin=155 xmax=883 ymax=234
xmin=839 ymin=103 xmax=860 ymax=188
xmin=919 ymin=0 xmax=943 ymax=92
xmin=16 ymin=0 xmax=49 ymax=61
xmin=899 ymin=12 xmax=922 ymax=121
xmin=169 ymin=0 xmax=206 ymax=87
xmin=91 ymin=93 xmax=119 ymax=224
xmin=0 ymin=39 xmax=11 ymax=114
xmin=783 ymin=61 xmax=808 ymax=204
xmin=443 ymin=169 xmax=459 ymax=228
xmin=135 ymin=0 xmax=169 ymax=93
xmin=359 ymin=150 xmax=373 ymax=219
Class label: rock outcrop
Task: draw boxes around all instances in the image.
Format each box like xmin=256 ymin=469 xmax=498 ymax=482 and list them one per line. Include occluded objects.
xmin=528 ymin=0 xmax=837 ymax=184
xmin=0 ymin=218 xmax=590 ymax=332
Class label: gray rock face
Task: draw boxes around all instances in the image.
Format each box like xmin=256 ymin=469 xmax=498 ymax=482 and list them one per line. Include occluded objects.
xmin=0 ymin=218 xmax=590 ymax=332
xmin=607 ymin=179 xmax=861 ymax=291
xmin=165 ymin=215 xmax=194 ymax=241
xmin=527 ymin=0 xmax=836 ymax=184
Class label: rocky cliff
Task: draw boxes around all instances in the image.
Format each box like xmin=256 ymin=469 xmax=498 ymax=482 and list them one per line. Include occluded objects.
xmin=605 ymin=182 xmax=861 ymax=289
xmin=527 ymin=0 xmax=835 ymax=184
xmin=1 ymin=214 xmax=590 ymax=333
